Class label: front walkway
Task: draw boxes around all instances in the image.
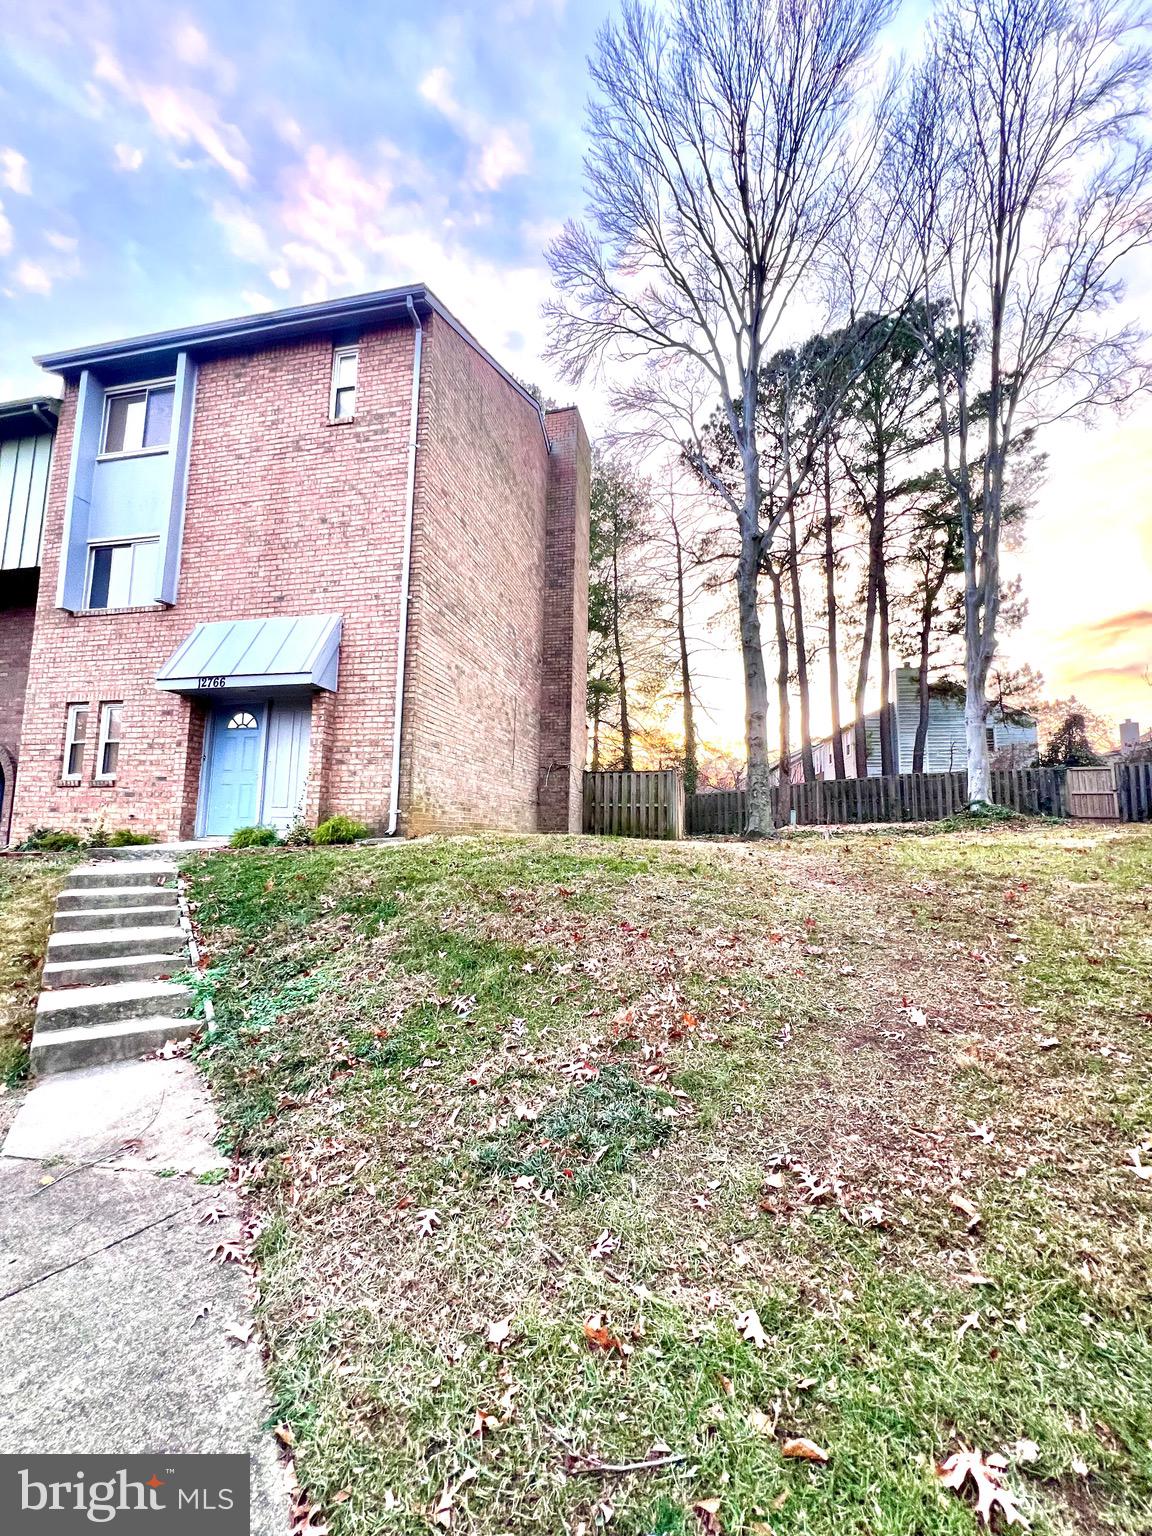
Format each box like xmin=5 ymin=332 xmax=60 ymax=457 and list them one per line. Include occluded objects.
xmin=0 ymin=1057 xmax=287 ymax=1532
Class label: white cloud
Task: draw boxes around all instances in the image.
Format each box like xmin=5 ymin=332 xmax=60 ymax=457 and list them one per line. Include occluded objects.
xmin=213 ymin=200 xmax=272 ymax=262
xmin=0 ymin=201 xmax=11 ymax=256
xmin=113 ymin=143 xmax=145 ymax=172
xmin=418 ymin=66 xmax=529 ymax=190
xmin=0 ymin=148 xmax=30 ymax=195
xmin=240 ymin=288 xmax=274 ymax=310
xmin=46 ymin=230 xmax=77 ymax=252
xmin=93 ymin=44 xmax=249 ymax=185
xmin=14 ymin=260 xmax=52 ymax=295
xmin=172 ymin=22 xmax=210 ymax=66
xmin=268 ymin=266 xmax=291 ymax=290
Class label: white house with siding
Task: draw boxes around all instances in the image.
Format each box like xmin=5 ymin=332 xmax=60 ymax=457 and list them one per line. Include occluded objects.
xmin=793 ymin=668 xmax=1038 ymax=781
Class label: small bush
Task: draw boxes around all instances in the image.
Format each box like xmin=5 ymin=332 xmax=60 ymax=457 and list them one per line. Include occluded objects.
xmin=20 ymin=828 xmax=85 ymax=851
xmin=91 ymin=827 xmax=156 ymax=847
xmin=230 ymin=825 xmax=280 ymax=849
xmin=311 ymin=815 xmax=371 ymax=845
xmin=281 ymin=817 xmax=313 ymax=847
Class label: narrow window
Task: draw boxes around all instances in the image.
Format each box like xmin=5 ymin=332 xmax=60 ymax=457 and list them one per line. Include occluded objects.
xmin=96 ymin=702 xmax=123 ymax=781
xmin=330 ymin=346 xmax=358 ymax=420
xmin=86 ymin=540 xmax=159 ymax=609
xmin=101 ymin=382 xmax=175 ymax=455
xmin=985 ymin=725 xmax=996 ymax=751
xmin=62 ymin=703 xmax=88 ymax=782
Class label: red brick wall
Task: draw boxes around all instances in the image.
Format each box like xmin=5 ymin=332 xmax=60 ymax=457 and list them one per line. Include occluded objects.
xmin=400 ymin=315 xmax=554 ymax=835
xmin=0 ymin=569 xmax=38 ymax=840
xmin=538 ymin=408 xmax=591 ymax=832
xmin=11 ymin=327 xmax=415 ymax=841
xmin=11 ymin=310 xmax=591 ymax=844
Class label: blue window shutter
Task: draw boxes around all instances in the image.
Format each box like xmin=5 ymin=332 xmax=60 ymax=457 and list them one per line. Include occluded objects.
xmin=157 ymin=351 xmax=197 ymax=605
xmin=55 ymin=370 xmax=103 ymax=610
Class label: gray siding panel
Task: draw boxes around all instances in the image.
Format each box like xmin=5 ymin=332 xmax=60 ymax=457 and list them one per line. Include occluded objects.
xmin=0 ymin=431 xmax=53 ymax=571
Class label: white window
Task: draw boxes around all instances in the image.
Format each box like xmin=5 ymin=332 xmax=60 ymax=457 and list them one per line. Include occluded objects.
xmin=85 ymin=539 xmax=159 ymax=610
xmin=330 ymin=347 xmax=358 ymax=421
xmin=96 ymin=702 xmax=123 ymax=781
xmin=62 ymin=703 xmax=88 ymax=782
xmin=100 ymin=381 xmax=175 ymax=456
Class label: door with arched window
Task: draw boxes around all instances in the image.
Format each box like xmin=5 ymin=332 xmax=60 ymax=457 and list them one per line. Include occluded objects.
xmin=201 ymin=705 xmax=264 ymax=836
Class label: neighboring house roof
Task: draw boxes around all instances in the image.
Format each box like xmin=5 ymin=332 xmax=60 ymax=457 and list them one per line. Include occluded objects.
xmin=34 ymin=284 xmax=550 ymax=442
xmin=0 ymin=396 xmax=60 ymax=433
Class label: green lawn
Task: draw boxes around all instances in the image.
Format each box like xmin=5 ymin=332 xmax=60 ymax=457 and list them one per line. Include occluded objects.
xmin=183 ymin=825 xmax=1152 ymax=1535
xmin=0 ymin=855 xmax=75 ymax=1086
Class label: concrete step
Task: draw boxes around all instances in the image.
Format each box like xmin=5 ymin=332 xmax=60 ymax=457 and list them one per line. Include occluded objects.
xmin=55 ymin=905 xmax=181 ymax=933
xmin=47 ymin=925 xmax=188 ymax=963
xmin=42 ymin=953 xmax=187 ymax=989
xmin=64 ymin=862 xmax=178 ymax=890
xmin=57 ymin=885 xmax=181 ymax=911
xmin=30 ymin=1017 xmax=197 ymax=1074
xmin=35 ymin=979 xmax=193 ymax=1034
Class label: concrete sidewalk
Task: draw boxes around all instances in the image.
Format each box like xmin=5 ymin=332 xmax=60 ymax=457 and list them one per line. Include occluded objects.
xmin=0 ymin=1059 xmax=287 ymax=1533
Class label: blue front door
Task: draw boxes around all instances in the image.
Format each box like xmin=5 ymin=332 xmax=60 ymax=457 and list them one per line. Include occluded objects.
xmin=202 ymin=705 xmax=265 ymax=836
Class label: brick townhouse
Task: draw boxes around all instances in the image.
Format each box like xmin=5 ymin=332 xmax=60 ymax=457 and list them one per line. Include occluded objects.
xmin=0 ymin=285 xmax=590 ymax=845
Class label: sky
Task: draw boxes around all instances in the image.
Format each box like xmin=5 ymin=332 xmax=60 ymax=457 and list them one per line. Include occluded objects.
xmin=0 ymin=0 xmax=1149 ymax=747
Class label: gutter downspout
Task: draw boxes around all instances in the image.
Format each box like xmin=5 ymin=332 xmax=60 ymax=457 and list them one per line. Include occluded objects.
xmin=386 ymin=296 xmax=423 ymax=835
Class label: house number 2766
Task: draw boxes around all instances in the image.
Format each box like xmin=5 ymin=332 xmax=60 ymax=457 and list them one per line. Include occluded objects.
xmin=198 ymin=675 xmax=228 ymax=689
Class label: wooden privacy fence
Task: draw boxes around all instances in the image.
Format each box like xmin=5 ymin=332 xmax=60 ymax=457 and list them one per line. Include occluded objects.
xmin=687 ymin=766 xmax=1070 ymax=834
xmin=590 ymin=764 xmax=1152 ymax=839
xmin=1117 ymin=761 xmax=1152 ymax=822
xmin=583 ymin=769 xmax=685 ymax=839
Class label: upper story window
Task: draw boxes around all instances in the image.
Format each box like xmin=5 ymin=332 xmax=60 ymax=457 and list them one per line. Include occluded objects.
xmin=86 ymin=538 xmax=159 ymax=610
xmin=330 ymin=347 xmax=358 ymax=421
xmin=100 ymin=380 xmax=175 ymax=458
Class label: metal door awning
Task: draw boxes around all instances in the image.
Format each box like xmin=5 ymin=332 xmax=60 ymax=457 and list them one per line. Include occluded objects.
xmin=157 ymin=613 xmax=342 ymax=693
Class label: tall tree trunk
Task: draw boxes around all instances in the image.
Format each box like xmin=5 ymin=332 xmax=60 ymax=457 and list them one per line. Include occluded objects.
xmin=853 ymin=553 xmax=878 ymax=778
xmin=611 ymin=535 xmax=633 ymax=771
xmin=739 ymin=458 xmax=774 ymax=836
xmin=877 ymin=557 xmax=896 ymax=775
xmin=823 ymin=440 xmax=846 ymax=780
xmin=671 ymin=513 xmax=698 ymax=795
xmin=767 ymin=555 xmax=791 ymax=826
xmin=788 ymin=499 xmax=815 ymax=782
xmin=912 ymin=557 xmax=949 ymax=774
xmin=873 ymin=445 xmax=896 ymax=777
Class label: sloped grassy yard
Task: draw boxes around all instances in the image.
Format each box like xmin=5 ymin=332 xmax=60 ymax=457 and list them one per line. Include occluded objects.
xmin=183 ymin=826 xmax=1152 ymax=1536
xmin=0 ymin=855 xmax=76 ymax=1089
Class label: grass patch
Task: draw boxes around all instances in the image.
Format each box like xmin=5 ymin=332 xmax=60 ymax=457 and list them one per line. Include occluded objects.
xmin=0 ymin=855 xmax=76 ymax=1085
xmin=186 ymin=827 xmax=1152 ymax=1534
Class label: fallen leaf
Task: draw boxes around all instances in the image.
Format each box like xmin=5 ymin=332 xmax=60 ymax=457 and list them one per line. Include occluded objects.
xmin=1070 ymin=1456 xmax=1088 ymax=1477
xmin=485 ymin=1314 xmax=513 ymax=1350
xmin=1006 ymin=1439 xmax=1039 ymax=1465
xmin=584 ymin=1312 xmax=630 ymax=1356
xmin=782 ymin=1437 xmax=829 ymax=1464
xmin=692 ymin=1496 xmax=723 ymax=1533
xmin=415 ymin=1208 xmax=441 ymax=1238
xmin=734 ymin=1308 xmax=768 ymax=1349
xmin=274 ymin=1421 xmax=296 ymax=1451
xmin=747 ymin=1408 xmax=776 ymax=1437
xmin=949 ymin=1191 xmax=982 ymax=1229
xmin=224 ymin=1320 xmax=255 ymax=1346
xmin=936 ymin=1448 xmax=1028 ymax=1527
xmin=209 ymin=1241 xmax=245 ymax=1265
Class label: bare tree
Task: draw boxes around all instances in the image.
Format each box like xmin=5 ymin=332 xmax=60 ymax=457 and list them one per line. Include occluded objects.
xmin=894 ymin=0 xmax=1152 ymax=806
xmin=546 ymin=0 xmax=897 ymax=834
